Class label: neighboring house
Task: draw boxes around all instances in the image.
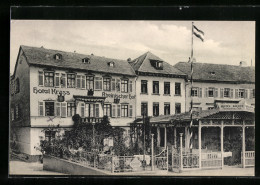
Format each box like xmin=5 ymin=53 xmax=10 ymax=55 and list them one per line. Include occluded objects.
xmin=174 ymin=61 xmax=255 ymax=112
xmin=10 ymin=45 xmax=136 ymax=159
xmin=128 ymin=52 xmax=187 ymax=147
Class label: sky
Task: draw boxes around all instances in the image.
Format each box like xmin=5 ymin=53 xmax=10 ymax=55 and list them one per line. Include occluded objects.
xmin=10 ymin=20 xmax=255 ymax=75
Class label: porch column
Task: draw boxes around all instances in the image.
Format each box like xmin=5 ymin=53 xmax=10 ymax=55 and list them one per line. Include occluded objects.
xmin=164 ymin=126 xmax=167 ymax=149
xmin=179 ymin=133 xmax=183 ymax=172
xmin=198 ymin=120 xmax=202 ymax=169
xmin=242 ymin=120 xmax=246 ymax=168
xmin=185 ymin=126 xmax=189 ymax=153
xmin=221 ymin=120 xmax=224 ymax=169
xmin=174 ymin=127 xmax=177 ymax=148
xmin=157 ymin=127 xmax=160 ymax=147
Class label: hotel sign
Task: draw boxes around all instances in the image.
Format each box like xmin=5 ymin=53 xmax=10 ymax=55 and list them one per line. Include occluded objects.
xmin=33 ymin=87 xmax=70 ymax=95
xmin=218 ymin=103 xmax=254 ymax=113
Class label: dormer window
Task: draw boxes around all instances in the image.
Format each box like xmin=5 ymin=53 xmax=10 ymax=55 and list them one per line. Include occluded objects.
xmin=209 ymin=71 xmax=215 ymax=75
xmin=54 ymin=53 xmax=62 ymax=60
xmin=82 ymin=58 xmax=90 ymax=64
xmin=108 ymin=61 xmax=115 ymax=67
xmin=150 ymin=60 xmax=163 ymax=70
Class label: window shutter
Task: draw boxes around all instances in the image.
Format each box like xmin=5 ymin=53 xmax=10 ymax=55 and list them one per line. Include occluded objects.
xmin=56 ymin=102 xmax=61 ymax=116
xmin=250 ymin=89 xmax=253 ymax=99
xmin=188 ymin=88 xmax=191 ymax=97
xmin=199 ymin=88 xmax=202 ymax=98
xmin=55 ymin=73 xmax=60 ymax=87
xmin=85 ymin=104 xmax=89 ymax=117
xmin=215 ymin=88 xmax=218 ymax=98
xmin=245 ymin=89 xmax=248 ymax=99
xmin=235 ymin=89 xmax=238 ymax=98
xmin=205 ymin=88 xmax=208 ymax=98
xmin=61 ymin=102 xmax=67 ymax=118
xmin=220 ymin=88 xmax=224 ymax=98
xmin=95 ymin=104 xmax=99 ymax=117
xmin=129 ymin=105 xmax=133 ymax=118
xmin=112 ymin=104 xmax=116 ymax=117
xmin=111 ymin=78 xmax=116 ymax=91
xmin=39 ymin=102 xmax=44 ymax=116
xmin=116 ymin=79 xmax=121 ymax=92
xmin=117 ymin=104 xmax=121 ymax=117
xmin=76 ymin=75 xmax=81 ymax=88
xmin=129 ymin=80 xmax=133 ymax=92
xmin=61 ymin=74 xmax=66 ymax=88
xmin=230 ymin=89 xmax=234 ymax=98
xmin=81 ymin=103 xmax=85 ymax=117
xmin=16 ymin=79 xmax=20 ymax=93
xmin=39 ymin=71 xmax=44 ymax=86
xmin=82 ymin=76 xmax=86 ymax=89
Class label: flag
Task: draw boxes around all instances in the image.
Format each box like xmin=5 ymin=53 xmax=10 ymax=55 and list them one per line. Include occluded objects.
xmin=193 ymin=25 xmax=204 ymax=42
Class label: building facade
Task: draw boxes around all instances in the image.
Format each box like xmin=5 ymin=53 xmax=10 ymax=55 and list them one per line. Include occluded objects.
xmin=10 ymin=46 xmax=136 ymax=158
xmin=174 ymin=62 xmax=255 ymax=111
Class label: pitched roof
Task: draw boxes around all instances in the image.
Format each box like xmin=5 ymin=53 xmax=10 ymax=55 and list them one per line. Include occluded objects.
xmin=20 ymin=45 xmax=136 ymax=76
xmin=129 ymin=51 xmax=187 ymax=77
xmin=174 ymin=62 xmax=255 ymax=83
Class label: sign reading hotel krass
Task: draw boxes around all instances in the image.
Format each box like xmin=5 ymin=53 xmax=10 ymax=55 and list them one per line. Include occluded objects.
xmin=33 ymin=87 xmax=70 ymax=95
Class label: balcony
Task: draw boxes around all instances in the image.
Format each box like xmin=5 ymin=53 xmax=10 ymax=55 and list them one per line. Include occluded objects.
xmin=81 ymin=117 xmax=104 ymax=124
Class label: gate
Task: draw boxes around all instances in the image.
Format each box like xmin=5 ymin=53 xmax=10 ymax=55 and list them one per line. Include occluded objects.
xmin=154 ymin=147 xmax=168 ymax=170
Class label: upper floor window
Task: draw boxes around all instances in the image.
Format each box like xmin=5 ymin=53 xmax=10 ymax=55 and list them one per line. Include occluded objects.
xmin=67 ymin=74 xmax=76 ymax=88
xmin=45 ymin=102 xmax=54 ymax=116
xmin=82 ymin=58 xmax=90 ymax=64
xmin=150 ymin=60 xmax=163 ymax=70
xmin=224 ymin=88 xmax=230 ymax=98
xmin=94 ymin=77 xmax=102 ymax=90
xmin=153 ymin=102 xmax=159 ymax=117
xmin=121 ymin=79 xmax=128 ymax=93
xmin=191 ymin=87 xmax=199 ymax=97
xmin=153 ymin=81 xmax=159 ymax=94
xmin=103 ymin=78 xmax=111 ymax=91
xmin=44 ymin=72 xmax=54 ymax=87
xmin=208 ymin=87 xmax=215 ymax=97
xmin=175 ymin=103 xmax=181 ymax=114
xmin=54 ymin=53 xmax=62 ymax=60
xmin=121 ymin=104 xmax=128 ymax=117
xmin=175 ymin=83 xmax=181 ymax=96
xmin=164 ymin=103 xmax=170 ymax=115
xmin=76 ymin=75 xmax=86 ymax=89
xmin=141 ymin=80 xmax=148 ymax=94
xmin=107 ymin=62 xmax=115 ymax=67
xmin=67 ymin=103 xmax=76 ymax=117
xmin=86 ymin=76 xmax=94 ymax=90
xmin=164 ymin=82 xmax=170 ymax=95
xmin=238 ymin=89 xmax=245 ymax=98
xmin=141 ymin=102 xmax=148 ymax=117
xmin=104 ymin=104 xmax=111 ymax=117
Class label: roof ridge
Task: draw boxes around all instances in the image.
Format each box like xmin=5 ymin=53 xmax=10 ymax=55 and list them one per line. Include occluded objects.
xmin=176 ymin=61 xmax=255 ymax=68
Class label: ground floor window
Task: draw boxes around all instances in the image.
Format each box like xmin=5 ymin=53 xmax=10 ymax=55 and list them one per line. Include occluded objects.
xmin=153 ymin=103 xmax=159 ymax=117
xmin=164 ymin=103 xmax=170 ymax=115
xmin=45 ymin=102 xmax=54 ymax=116
xmin=121 ymin=104 xmax=128 ymax=117
xmin=67 ymin=102 xmax=76 ymax=117
xmin=45 ymin=130 xmax=56 ymax=141
xmin=104 ymin=104 xmax=111 ymax=117
xmin=141 ymin=102 xmax=148 ymax=116
xmin=175 ymin=103 xmax=181 ymax=114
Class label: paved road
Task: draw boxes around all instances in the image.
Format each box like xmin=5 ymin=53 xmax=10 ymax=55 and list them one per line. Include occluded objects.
xmin=9 ymin=159 xmax=254 ymax=176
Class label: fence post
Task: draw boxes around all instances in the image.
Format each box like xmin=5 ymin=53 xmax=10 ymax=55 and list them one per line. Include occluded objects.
xmin=180 ymin=133 xmax=183 ymax=172
xmin=166 ymin=146 xmax=169 ymax=171
xmin=151 ymin=134 xmax=154 ymax=171
xmin=111 ymin=155 xmax=114 ymax=173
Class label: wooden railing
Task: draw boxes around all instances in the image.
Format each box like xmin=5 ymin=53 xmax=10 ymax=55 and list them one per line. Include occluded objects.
xmin=81 ymin=117 xmax=103 ymax=123
xmin=201 ymin=152 xmax=222 ymax=168
xmin=241 ymin=151 xmax=255 ymax=167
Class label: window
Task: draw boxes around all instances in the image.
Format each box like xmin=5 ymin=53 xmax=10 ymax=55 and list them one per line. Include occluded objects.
xmin=80 ymin=103 xmax=85 ymax=117
xmin=45 ymin=131 xmax=56 ymax=141
xmin=191 ymin=87 xmax=198 ymax=97
xmin=44 ymin=72 xmax=54 ymax=87
xmin=141 ymin=102 xmax=148 ymax=117
xmin=67 ymin=103 xmax=76 ymax=117
xmin=61 ymin=74 xmax=66 ymax=88
xmin=153 ymin=81 xmax=159 ymax=94
xmin=253 ymin=89 xmax=255 ymax=98
xmin=238 ymin=89 xmax=245 ymax=98
xmin=164 ymin=103 xmax=170 ymax=115
xmin=121 ymin=79 xmax=128 ymax=93
xmin=61 ymin=103 xmax=67 ymax=117
xmin=45 ymin=102 xmax=54 ymax=116
xmin=54 ymin=54 xmax=62 ymax=60
xmin=67 ymin=74 xmax=75 ymax=88
xmin=76 ymin=75 xmax=86 ymax=89
xmin=103 ymin=78 xmax=111 ymax=91
xmin=129 ymin=105 xmax=133 ymax=117
xmin=82 ymin=58 xmax=90 ymax=64
xmin=121 ymin=105 xmax=128 ymax=117
xmin=112 ymin=104 xmax=116 ymax=117
xmin=224 ymin=88 xmax=230 ymax=98
xmin=86 ymin=76 xmax=94 ymax=90
xmin=95 ymin=104 xmax=100 ymax=117
xmin=117 ymin=104 xmax=121 ymax=117
xmin=111 ymin=79 xmax=116 ymax=91
xmin=129 ymin=80 xmax=133 ymax=92
xmin=15 ymin=78 xmax=20 ymax=93
xmin=141 ymin=80 xmax=148 ymax=94
xmin=39 ymin=102 xmax=44 ymax=116
xmin=55 ymin=73 xmax=60 ymax=87
xmin=164 ymin=82 xmax=170 ymax=95
xmin=208 ymin=87 xmax=214 ymax=97
xmin=11 ymin=108 xmax=14 ymax=121
xmin=175 ymin=83 xmax=181 ymax=96
xmin=56 ymin=102 xmax=61 ymax=116
xmin=108 ymin=62 xmax=115 ymax=67
xmin=175 ymin=103 xmax=181 ymax=114
xmin=15 ymin=104 xmax=19 ymax=119
xmin=104 ymin=104 xmax=111 ymax=117
xmin=153 ymin=103 xmax=159 ymax=117
xmin=39 ymin=71 xmax=44 ymax=86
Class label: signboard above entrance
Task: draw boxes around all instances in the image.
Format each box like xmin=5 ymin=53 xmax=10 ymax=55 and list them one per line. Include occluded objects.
xmin=218 ymin=103 xmax=254 ymax=113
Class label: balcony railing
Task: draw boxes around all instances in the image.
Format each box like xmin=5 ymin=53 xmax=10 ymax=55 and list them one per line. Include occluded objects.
xmin=241 ymin=151 xmax=255 ymax=167
xmin=81 ymin=117 xmax=104 ymax=124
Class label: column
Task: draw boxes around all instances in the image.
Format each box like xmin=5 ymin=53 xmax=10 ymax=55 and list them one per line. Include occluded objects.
xmin=221 ymin=120 xmax=224 ymax=169
xmin=157 ymin=127 xmax=160 ymax=147
xmin=198 ymin=120 xmax=202 ymax=169
xmin=151 ymin=134 xmax=154 ymax=171
xmin=164 ymin=126 xmax=167 ymax=149
xmin=174 ymin=127 xmax=177 ymax=148
xmin=185 ymin=126 xmax=189 ymax=153
xmin=242 ymin=120 xmax=246 ymax=168
xmin=180 ymin=133 xmax=183 ymax=172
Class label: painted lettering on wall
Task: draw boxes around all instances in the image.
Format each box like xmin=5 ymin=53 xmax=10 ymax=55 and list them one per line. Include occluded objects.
xmin=102 ymin=92 xmax=136 ymax=99
xmin=33 ymin=87 xmax=70 ymax=95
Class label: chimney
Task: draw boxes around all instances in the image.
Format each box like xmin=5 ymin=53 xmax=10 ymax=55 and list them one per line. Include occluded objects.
xmin=127 ymin=58 xmax=131 ymax=62
xmin=239 ymin=61 xmax=247 ymax=67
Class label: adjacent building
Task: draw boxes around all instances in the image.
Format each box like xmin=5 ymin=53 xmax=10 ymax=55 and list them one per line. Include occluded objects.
xmin=174 ymin=61 xmax=255 ymax=111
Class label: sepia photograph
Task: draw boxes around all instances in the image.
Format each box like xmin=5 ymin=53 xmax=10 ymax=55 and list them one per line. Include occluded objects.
xmin=9 ymin=20 xmax=255 ymax=176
